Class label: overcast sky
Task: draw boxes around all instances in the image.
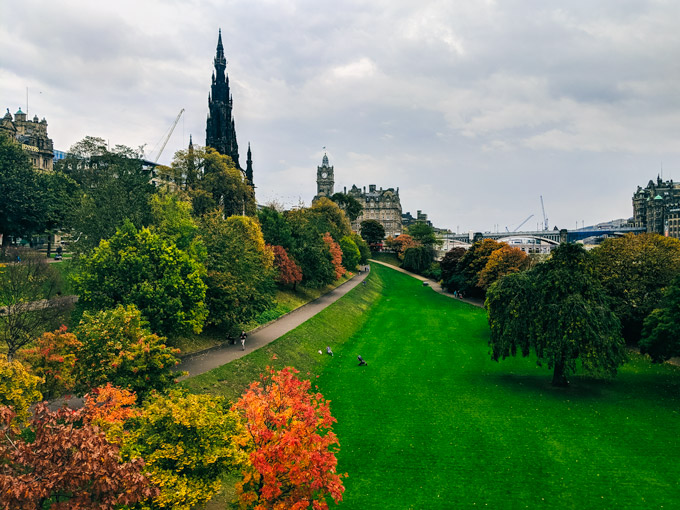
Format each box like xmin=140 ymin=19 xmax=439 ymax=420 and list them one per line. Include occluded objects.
xmin=3 ymin=0 xmax=680 ymax=232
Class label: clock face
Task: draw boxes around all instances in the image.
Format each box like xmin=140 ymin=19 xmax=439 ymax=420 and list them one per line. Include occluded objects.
xmin=321 ymin=172 xmax=327 ymax=178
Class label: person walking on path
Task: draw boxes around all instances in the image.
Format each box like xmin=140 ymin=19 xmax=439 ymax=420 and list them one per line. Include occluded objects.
xmin=240 ymin=330 xmax=247 ymax=350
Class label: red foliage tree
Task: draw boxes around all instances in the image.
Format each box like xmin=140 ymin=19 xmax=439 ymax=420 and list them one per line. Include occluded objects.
xmin=270 ymin=244 xmax=303 ymax=289
xmin=323 ymin=232 xmax=346 ymax=280
xmin=233 ymin=366 xmax=345 ymax=510
xmin=21 ymin=325 xmax=82 ymax=399
xmin=0 ymin=403 xmax=156 ymax=509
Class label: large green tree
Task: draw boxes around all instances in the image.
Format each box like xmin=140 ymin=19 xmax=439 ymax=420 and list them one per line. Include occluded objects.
xmin=406 ymin=222 xmax=440 ymax=249
xmin=199 ymin=212 xmax=276 ymax=331
xmin=73 ymin=221 xmax=207 ymax=338
xmin=440 ymin=247 xmax=467 ymax=292
xmin=486 ymin=243 xmax=625 ymax=387
xmin=330 ymin=192 xmax=363 ymax=222
xmin=339 ymin=235 xmax=361 ymax=271
xmin=591 ymin=233 xmax=680 ymax=344
xmin=360 ymin=219 xmax=385 ymax=246
xmin=168 ymin=146 xmax=256 ymax=218
xmin=639 ymin=276 xmax=680 ymax=362
xmin=257 ymin=206 xmax=294 ymax=251
xmin=0 ymin=134 xmax=45 ymax=249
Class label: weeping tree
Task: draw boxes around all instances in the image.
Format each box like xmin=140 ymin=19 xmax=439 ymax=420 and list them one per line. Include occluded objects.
xmin=486 ymin=243 xmax=625 ymax=387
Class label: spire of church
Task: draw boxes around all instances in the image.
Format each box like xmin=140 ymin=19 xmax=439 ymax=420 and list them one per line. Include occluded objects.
xmin=246 ymin=142 xmax=253 ymax=187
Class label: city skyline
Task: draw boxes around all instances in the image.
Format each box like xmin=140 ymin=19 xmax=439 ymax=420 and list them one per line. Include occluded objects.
xmin=2 ymin=1 xmax=680 ymax=232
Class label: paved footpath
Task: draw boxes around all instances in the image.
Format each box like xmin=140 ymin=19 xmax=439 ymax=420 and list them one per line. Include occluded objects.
xmin=179 ymin=269 xmax=370 ymax=378
xmin=368 ymin=259 xmax=485 ymax=308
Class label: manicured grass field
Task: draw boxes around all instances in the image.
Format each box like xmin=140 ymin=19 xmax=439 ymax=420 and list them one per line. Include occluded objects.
xmin=188 ymin=263 xmax=680 ymax=509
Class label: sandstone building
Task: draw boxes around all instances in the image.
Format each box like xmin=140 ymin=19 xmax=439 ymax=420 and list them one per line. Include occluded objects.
xmin=313 ymin=153 xmax=402 ymax=238
xmin=633 ymin=176 xmax=680 ymax=238
xmin=1 ymin=107 xmax=54 ymax=171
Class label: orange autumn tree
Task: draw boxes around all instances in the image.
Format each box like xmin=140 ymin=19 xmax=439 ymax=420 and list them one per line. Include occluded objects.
xmin=477 ymin=244 xmax=531 ymax=290
xmin=270 ymin=244 xmax=303 ymax=289
xmin=233 ymin=366 xmax=345 ymax=510
xmin=21 ymin=325 xmax=82 ymax=399
xmin=322 ymin=232 xmax=345 ymax=280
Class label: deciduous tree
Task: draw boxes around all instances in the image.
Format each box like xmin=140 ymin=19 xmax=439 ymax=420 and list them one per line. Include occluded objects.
xmin=360 ymin=219 xmax=385 ymax=246
xmin=0 ymin=403 xmax=156 ymax=509
xmin=74 ymin=305 xmax=183 ymax=397
xmin=233 ymin=367 xmax=345 ymax=510
xmin=324 ymin=232 xmax=346 ymax=280
xmin=458 ymin=238 xmax=506 ymax=297
xmin=73 ymin=221 xmax=208 ymax=338
xmin=486 ymin=243 xmax=625 ymax=387
xmin=591 ymin=233 xmax=680 ymax=343
xmin=21 ymin=325 xmax=81 ymax=400
xmin=330 ymin=192 xmax=363 ymax=222
xmin=121 ymin=390 xmax=247 ymax=510
xmin=0 ymin=134 xmax=44 ymax=250
xmin=200 ymin=212 xmax=276 ymax=330
xmin=339 ymin=235 xmax=361 ymax=271
xmin=271 ymin=245 xmax=303 ymax=289
xmin=440 ymin=247 xmax=467 ymax=292
xmin=0 ymin=355 xmax=42 ymax=425
xmin=640 ymin=277 xmax=680 ymax=362
xmin=477 ymin=244 xmax=530 ymax=290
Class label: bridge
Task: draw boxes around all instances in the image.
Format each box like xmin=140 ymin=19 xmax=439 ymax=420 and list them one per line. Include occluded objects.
xmin=444 ymin=226 xmax=646 ymax=249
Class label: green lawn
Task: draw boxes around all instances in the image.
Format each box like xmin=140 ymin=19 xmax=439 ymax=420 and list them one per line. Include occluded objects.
xmin=187 ymin=263 xmax=680 ymax=509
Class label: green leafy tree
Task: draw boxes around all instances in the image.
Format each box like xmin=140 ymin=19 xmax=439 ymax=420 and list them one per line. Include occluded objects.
xmin=199 ymin=212 xmax=276 ymax=330
xmin=406 ymin=222 xmax=440 ymax=249
xmin=40 ymin=170 xmax=81 ymax=257
xmin=339 ymin=235 xmax=361 ymax=271
xmin=121 ymin=390 xmax=247 ymax=510
xmin=640 ymin=277 xmax=680 ymax=362
xmin=402 ymin=245 xmax=435 ymax=274
xmin=0 ymin=248 xmax=72 ymax=361
xmin=285 ymin=208 xmax=336 ymax=288
xmin=352 ymin=233 xmax=371 ymax=264
xmin=56 ymin=136 xmax=156 ymax=254
xmin=440 ymin=247 xmax=467 ymax=292
xmin=360 ymin=219 xmax=385 ymax=246
xmin=149 ymin=193 xmax=203 ymax=255
xmin=169 ymin=146 xmax=255 ymax=218
xmin=73 ymin=221 xmax=207 ymax=338
xmin=74 ymin=305 xmax=183 ymax=397
xmin=0 ymin=133 xmax=45 ymax=250
xmin=309 ymin=198 xmax=353 ymax=242
xmin=486 ymin=243 xmax=625 ymax=387
xmin=591 ymin=233 xmax=680 ymax=344
xmin=257 ymin=206 xmax=294 ymax=250
xmin=330 ymin=192 xmax=363 ymax=221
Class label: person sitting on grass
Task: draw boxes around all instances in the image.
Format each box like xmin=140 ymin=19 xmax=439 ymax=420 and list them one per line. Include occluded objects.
xmin=357 ymin=355 xmax=367 ymax=366
xmin=326 ymin=346 xmax=334 ymax=357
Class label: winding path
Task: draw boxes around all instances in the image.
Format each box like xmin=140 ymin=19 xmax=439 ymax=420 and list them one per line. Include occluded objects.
xmin=178 ymin=270 xmax=370 ymax=378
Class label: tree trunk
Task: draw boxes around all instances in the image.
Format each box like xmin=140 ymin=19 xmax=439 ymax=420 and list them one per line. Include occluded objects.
xmin=47 ymin=234 xmax=52 ymax=258
xmin=552 ymin=359 xmax=569 ymax=387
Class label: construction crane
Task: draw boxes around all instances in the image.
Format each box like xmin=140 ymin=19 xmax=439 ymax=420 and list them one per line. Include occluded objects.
xmin=540 ymin=195 xmax=548 ymax=231
xmin=514 ymin=214 xmax=534 ymax=232
xmin=154 ymin=108 xmax=185 ymax=164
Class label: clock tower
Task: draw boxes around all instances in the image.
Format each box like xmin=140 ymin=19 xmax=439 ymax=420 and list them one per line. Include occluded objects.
xmin=315 ymin=152 xmax=334 ymax=200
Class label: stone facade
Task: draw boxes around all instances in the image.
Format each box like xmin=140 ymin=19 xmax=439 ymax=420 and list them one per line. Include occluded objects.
xmin=206 ymin=29 xmax=254 ymax=187
xmin=633 ymin=176 xmax=680 ymax=238
xmin=312 ymin=153 xmax=402 ymax=237
xmin=1 ymin=107 xmax=54 ymax=171
xmin=314 ymin=153 xmax=334 ymax=200
xmin=347 ymin=184 xmax=402 ymax=238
